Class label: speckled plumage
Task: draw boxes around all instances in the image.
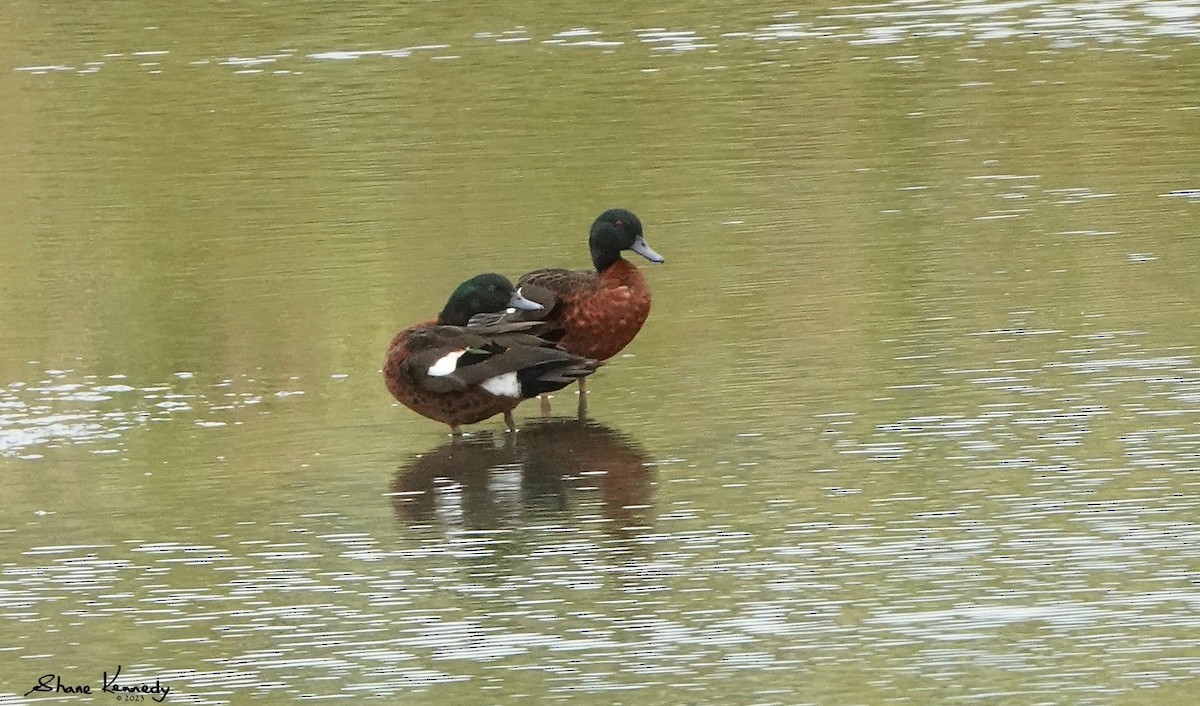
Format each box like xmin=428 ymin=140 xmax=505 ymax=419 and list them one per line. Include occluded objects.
xmin=518 ymin=259 xmax=653 ymax=362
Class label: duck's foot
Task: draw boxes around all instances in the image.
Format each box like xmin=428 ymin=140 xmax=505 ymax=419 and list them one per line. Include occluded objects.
xmin=504 ymin=410 xmax=516 ymax=432
xmin=540 ymin=394 xmax=551 ymax=418
xmin=450 ymin=424 xmax=463 ymax=436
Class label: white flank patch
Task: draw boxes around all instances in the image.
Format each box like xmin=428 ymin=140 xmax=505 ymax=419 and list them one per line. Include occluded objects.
xmin=427 ymin=349 xmax=466 ymax=377
xmin=481 ymin=372 xmax=520 ymax=397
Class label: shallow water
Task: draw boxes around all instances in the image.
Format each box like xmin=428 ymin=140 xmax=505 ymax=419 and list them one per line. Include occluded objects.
xmin=3 ymin=1 xmax=1200 ymax=703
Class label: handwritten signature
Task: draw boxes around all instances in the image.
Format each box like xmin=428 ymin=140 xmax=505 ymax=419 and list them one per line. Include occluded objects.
xmin=24 ymin=665 xmax=171 ymax=702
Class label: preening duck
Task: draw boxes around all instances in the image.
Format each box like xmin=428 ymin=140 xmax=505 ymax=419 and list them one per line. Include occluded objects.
xmin=383 ymin=273 xmax=600 ymax=434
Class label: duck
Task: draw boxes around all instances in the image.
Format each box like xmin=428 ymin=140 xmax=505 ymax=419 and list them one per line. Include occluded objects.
xmin=478 ymin=209 xmax=664 ymax=413
xmin=383 ymin=273 xmax=601 ymax=435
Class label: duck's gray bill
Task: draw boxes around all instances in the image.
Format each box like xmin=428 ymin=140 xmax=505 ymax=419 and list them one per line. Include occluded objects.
xmin=508 ymin=287 xmax=544 ymax=311
xmin=631 ymin=235 xmax=665 ymax=264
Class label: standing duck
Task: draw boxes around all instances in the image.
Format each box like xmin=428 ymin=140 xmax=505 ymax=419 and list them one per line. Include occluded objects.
xmin=486 ymin=209 xmax=664 ymax=413
xmin=383 ymin=273 xmax=600 ymax=435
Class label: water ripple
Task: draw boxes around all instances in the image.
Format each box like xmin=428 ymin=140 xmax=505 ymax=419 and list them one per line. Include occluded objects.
xmin=0 ymin=369 xmax=316 ymax=458
xmin=15 ymin=3 xmax=1200 ymax=78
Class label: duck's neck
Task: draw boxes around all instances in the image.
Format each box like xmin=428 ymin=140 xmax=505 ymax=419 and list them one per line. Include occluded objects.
xmin=591 ymin=246 xmax=623 ymax=273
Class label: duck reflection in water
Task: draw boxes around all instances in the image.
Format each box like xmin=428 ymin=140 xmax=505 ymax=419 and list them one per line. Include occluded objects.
xmin=391 ymin=419 xmax=654 ymax=532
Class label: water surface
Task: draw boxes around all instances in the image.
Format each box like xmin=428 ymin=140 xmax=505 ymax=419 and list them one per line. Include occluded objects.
xmin=3 ymin=0 xmax=1200 ymax=703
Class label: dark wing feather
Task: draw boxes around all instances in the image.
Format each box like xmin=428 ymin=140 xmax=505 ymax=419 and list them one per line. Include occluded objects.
xmin=402 ymin=325 xmax=597 ymax=396
xmin=518 ymin=268 xmax=596 ymax=296
xmin=466 ymin=311 xmax=506 ymax=329
xmin=401 ymin=327 xmax=484 ymax=393
xmin=461 ymin=318 xmax=549 ymax=336
xmin=445 ymin=345 xmax=592 ymax=389
xmin=467 ymin=280 xmax=575 ymax=339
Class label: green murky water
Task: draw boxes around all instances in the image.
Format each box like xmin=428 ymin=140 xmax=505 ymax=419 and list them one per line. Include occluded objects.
xmin=3 ymin=1 xmax=1200 ymax=703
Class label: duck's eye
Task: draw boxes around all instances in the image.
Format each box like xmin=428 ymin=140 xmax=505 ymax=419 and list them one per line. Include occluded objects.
xmin=615 ymin=220 xmax=623 ymax=228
